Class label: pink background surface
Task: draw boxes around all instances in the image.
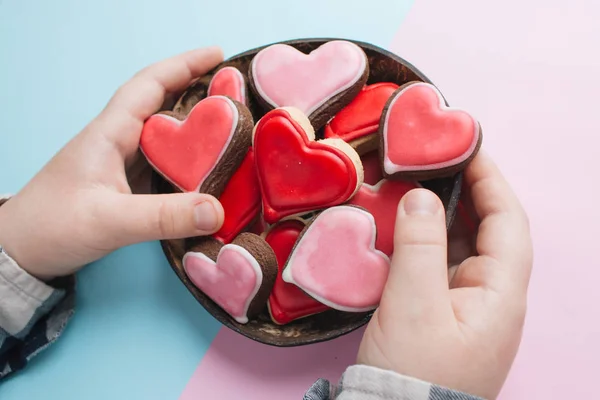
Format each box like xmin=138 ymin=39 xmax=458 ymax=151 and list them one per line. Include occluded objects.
xmin=182 ymin=1 xmax=600 ymax=398
xmin=392 ymin=1 xmax=600 ymax=397
xmin=181 ymin=328 xmax=365 ymax=399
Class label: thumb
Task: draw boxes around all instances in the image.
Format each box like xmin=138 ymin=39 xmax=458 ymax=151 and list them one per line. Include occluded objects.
xmin=107 ymin=192 xmax=224 ymax=245
xmin=381 ymin=189 xmax=451 ymax=312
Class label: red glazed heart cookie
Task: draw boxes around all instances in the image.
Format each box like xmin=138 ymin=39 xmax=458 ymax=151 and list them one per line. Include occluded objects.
xmin=140 ymin=96 xmax=253 ymax=195
xmin=183 ymin=233 xmax=277 ymax=324
xmin=349 ymin=179 xmax=420 ymax=256
xmin=213 ymin=149 xmax=261 ymax=244
xmin=282 ymin=205 xmax=390 ymax=312
xmin=324 ymin=82 xmax=399 ymax=155
xmin=253 ymin=108 xmax=363 ymax=224
xmin=249 ymin=40 xmax=369 ymax=129
xmin=208 ymin=66 xmax=247 ymax=104
xmin=380 ymin=82 xmax=482 ymax=179
xmin=265 ymin=220 xmax=329 ymax=325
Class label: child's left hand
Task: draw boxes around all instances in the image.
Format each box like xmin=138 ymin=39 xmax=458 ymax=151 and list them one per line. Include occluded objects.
xmin=0 ymin=47 xmax=226 ymax=280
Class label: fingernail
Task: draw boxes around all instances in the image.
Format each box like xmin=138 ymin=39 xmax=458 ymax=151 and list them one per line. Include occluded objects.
xmin=194 ymin=201 xmax=219 ymax=231
xmin=402 ymin=189 xmax=440 ymax=216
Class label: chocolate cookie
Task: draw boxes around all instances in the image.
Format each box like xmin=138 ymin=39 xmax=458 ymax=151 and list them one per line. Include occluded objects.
xmin=248 ymin=40 xmax=369 ymax=130
xmin=140 ymin=96 xmax=253 ymax=197
xmin=379 ymin=82 xmax=483 ymax=180
xmin=183 ymin=233 xmax=277 ymax=324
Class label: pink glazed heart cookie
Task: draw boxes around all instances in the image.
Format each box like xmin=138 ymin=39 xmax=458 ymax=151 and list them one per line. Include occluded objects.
xmin=207 ymin=66 xmax=247 ymax=104
xmin=249 ymin=40 xmax=369 ymax=129
xmin=380 ymin=82 xmax=482 ymax=179
xmin=282 ymin=205 xmax=390 ymax=312
xmin=183 ymin=233 xmax=277 ymax=324
xmin=140 ymin=96 xmax=253 ymax=195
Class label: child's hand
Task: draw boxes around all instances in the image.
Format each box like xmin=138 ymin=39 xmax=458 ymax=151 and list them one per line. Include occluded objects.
xmin=357 ymin=152 xmax=533 ymax=399
xmin=0 ymin=47 xmax=226 ymax=280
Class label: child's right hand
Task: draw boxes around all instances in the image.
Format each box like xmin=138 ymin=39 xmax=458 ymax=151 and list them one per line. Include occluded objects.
xmin=357 ymin=152 xmax=533 ymax=399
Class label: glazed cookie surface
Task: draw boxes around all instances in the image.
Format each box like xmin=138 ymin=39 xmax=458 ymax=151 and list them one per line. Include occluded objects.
xmin=213 ymin=149 xmax=261 ymax=244
xmin=324 ymin=82 xmax=399 ymax=155
xmin=380 ymin=82 xmax=482 ymax=179
xmin=253 ymin=107 xmax=363 ymax=223
xmin=207 ymin=66 xmax=247 ymax=104
xmin=140 ymin=96 xmax=253 ymax=195
xmin=282 ymin=206 xmax=390 ymax=312
xmin=265 ymin=220 xmax=330 ymax=325
xmin=249 ymin=40 xmax=369 ymax=129
xmin=183 ymin=233 xmax=277 ymax=324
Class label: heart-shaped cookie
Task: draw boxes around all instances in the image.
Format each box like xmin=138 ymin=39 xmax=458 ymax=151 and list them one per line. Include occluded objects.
xmin=253 ymin=108 xmax=363 ymax=224
xmin=140 ymin=96 xmax=253 ymax=195
xmin=183 ymin=233 xmax=277 ymax=324
xmin=380 ymin=82 xmax=482 ymax=179
xmin=265 ymin=220 xmax=330 ymax=325
xmin=324 ymin=82 xmax=399 ymax=155
xmin=207 ymin=66 xmax=247 ymax=104
xmin=349 ymin=179 xmax=420 ymax=256
xmin=361 ymin=151 xmax=384 ymax=185
xmin=249 ymin=40 xmax=369 ymax=129
xmin=282 ymin=206 xmax=390 ymax=312
xmin=213 ymin=149 xmax=261 ymax=244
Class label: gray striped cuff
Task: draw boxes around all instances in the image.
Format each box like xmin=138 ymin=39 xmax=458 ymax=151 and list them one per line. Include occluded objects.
xmin=336 ymin=365 xmax=485 ymax=400
xmin=0 ymin=251 xmax=65 ymax=345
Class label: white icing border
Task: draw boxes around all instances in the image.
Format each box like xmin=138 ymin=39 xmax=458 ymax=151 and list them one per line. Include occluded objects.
xmin=140 ymin=96 xmax=239 ymax=193
xmin=251 ymin=41 xmax=367 ymax=117
xmin=282 ymin=205 xmax=390 ymax=313
xmin=252 ymin=107 xmax=315 ymax=145
xmin=360 ymin=179 xmax=423 ymax=193
xmin=183 ymin=244 xmax=263 ymax=324
xmin=382 ymin=82 xmax=480 ymax=175
xmin=207 ymin=66 xmax=247 ymax=105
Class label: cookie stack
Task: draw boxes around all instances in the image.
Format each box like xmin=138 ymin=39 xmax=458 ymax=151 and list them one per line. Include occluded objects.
xmin=139 ymin=40 xmax=481 ymax=327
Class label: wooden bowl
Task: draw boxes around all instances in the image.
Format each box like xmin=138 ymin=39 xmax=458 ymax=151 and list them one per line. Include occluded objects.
xmin=153 ymin=38 xmax=463 ymax=347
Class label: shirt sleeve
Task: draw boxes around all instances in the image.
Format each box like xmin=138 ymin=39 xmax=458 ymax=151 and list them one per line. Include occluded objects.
xmin=304 ymin=365 xmax=486 ymax=400
xmin=0 ymin=226 xmax=75 ymax=379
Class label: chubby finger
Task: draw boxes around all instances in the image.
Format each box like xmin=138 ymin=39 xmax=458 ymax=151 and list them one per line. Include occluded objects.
xmin=105 ymin=47 xmax=223 ymax=122
xmin=102 ymin=192 xmax=224 ymax=246
xmin=90 ymin=47 xmax=223 ymax=161
xmin=463 ymin=152 xmax=533 ymax=289
xmin=382 ymin=189 xmax=451 ymax=314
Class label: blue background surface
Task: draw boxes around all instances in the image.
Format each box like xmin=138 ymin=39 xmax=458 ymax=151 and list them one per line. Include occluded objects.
xmin=0 ymin=0 xmax=413 ymax=398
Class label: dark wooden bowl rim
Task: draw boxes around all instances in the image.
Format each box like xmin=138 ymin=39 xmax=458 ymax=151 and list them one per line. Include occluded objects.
xmin=153 ymin=38 xmax=463 ymax=347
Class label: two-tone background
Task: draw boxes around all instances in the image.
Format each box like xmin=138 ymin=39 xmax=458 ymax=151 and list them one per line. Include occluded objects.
xmin=1 ymin=0 xmax=598 ymax=398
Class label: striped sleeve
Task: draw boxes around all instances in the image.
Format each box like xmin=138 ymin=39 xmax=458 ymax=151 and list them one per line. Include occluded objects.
xmin=0 ymin=244 xmax=75 ymax=379
xmin=304 ymin=365 xmax=485 ymax=400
